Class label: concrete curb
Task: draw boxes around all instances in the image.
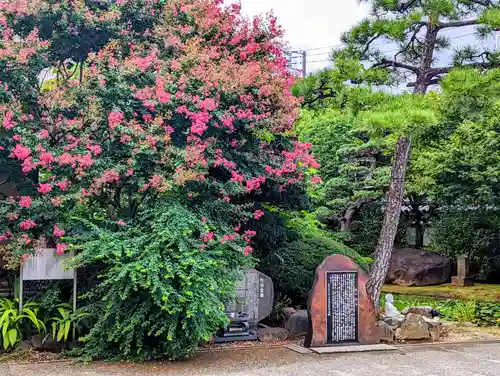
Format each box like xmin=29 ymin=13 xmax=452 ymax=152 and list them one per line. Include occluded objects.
xmin=285 ymin=339 xmax=500 ymax=354
xmin=394 ymin=339 xmax=500 ymax=348
xmin=1 ymin=359 xmax=73 ymax=366
xmin=3 ymin=339 xmax=500 ymax=365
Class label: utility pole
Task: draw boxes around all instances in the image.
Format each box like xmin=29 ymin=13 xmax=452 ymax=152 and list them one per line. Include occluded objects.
xmin=288 ymin=50 xmax=307 ymax=78
xmin=301 ymin=50 xmax=307 ymax=78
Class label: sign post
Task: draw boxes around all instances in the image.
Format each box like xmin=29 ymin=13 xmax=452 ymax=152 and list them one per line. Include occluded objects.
xmin=20 ymin=248 xmax=77 ymax=339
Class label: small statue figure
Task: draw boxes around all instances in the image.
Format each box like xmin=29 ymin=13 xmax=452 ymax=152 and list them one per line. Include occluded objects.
xmin=384 ymin=294 xmax=401 ymax=317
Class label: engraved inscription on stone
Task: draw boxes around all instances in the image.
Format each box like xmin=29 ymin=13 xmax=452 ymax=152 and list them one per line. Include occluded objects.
xmin=326 ymin=271 xmax=358 ymax=343
xmin=225 ymin=269 xmax=274 ymax=323
xmin=245 ymin=269 xmax=274 ymax=323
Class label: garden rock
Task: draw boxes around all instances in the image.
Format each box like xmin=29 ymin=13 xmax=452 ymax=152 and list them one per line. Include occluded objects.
xmin=422 ymin=316 xmax=441 ymax=327
xmin=402 ymin=306 xmax=433 ymax=318
xmin=381 ymin=314 xmax=405 ymax=329
xmin=386 ymin=248 xmax=452 ymax=286
xmin=283 ymin=307 xmax=296 ymax=321
xmin=395 ymin=313 xmax=430 ymax=340
xmin=285 ymin=309 xmax=309 ymax=338
xmin=423 ymin=317 xmax=442 ymax=341
xmin=257 ymin=327 xmax=289 ymax=342
xmin=377 ymin=321 xmax=395 ymax=343
xmin=30 ymin=335 xmax=67 ymax=352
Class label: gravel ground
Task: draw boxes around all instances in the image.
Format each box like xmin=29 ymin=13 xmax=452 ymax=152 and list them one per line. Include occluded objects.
xmin=1 ymin=342 xmax=500 ymax=376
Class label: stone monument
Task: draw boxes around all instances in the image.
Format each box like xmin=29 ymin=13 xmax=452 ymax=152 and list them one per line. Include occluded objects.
xmin=214 ymin=268 xmax=274 ymax=343
xmin=304 ymin=254 xmax=379 ymax=347
xmin=451 ymin=255 xmax=474 ymax=287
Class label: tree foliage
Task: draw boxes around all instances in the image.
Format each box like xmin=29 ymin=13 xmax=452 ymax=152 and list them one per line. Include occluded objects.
xmin=333 ymin=0 xmax=500 ymax=307
xmin=340 ymin=0 xmax=500 ymax=92
xmin=411 ymin=68 xmax=500 ymax=205
xmin=295 ymin=99 xmax=392 ymax=232
xmin=0 ymin=0 xmax=318 ymax=360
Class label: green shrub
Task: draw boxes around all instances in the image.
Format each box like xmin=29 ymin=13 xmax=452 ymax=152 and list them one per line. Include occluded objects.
xmin=69 ymin=200 xmax=252 ymax=361
xmin=430 ymin=213 xmax=500 ymax=281
xmin=261 ymin=233 xmax=371 ymax=305
xmin=474 ymin=303 xmax=500 ymax=326
xmin=49 ymin=305 xmax=89 ymax=343
xmin=263 ymin=296 xmax=292 ymax=327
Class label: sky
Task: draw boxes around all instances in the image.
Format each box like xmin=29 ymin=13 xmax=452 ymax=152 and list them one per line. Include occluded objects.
xmin=226 ymin=0 xmax=371 ymax=72
xmin=226 ymin=0 xmax=499 ymax=76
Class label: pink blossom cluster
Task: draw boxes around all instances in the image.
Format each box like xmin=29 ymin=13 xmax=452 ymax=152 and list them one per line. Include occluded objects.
xmin=19 ymin=219 xmax=36 ymax=230
xmin=0 ymin=0 xmax=319 ymax=262
xmin=245 ymin=176 xmax=266 ymax=193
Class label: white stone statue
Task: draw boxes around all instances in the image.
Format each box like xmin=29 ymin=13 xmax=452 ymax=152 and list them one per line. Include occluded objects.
xmin=384 ymin=294 xmax=401 ymax=317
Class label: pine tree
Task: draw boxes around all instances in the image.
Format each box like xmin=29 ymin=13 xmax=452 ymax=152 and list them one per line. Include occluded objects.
xmin=340 ymin=0 xmax=500 ymax=308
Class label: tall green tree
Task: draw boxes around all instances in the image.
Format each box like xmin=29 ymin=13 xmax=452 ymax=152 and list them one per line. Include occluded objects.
xmin=295 ymin=96 xmax=392 ymax=233
xmin=341 ymin=0 xmax=500 ymax=307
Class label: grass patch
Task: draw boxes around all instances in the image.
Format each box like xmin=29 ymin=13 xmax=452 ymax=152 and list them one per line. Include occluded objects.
xmin=382 ymin=283 xmax=500 ymax=302
xmin=380 ymin=294 xmax=500 ymax=326
xmin=380 ymin=294 xmax=475 ymax=322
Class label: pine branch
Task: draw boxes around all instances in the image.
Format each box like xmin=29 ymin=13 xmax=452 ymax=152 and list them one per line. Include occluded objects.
xmin=302 ymin=79 xmax=337 ymax=106
xmin=360 ymin=33 xmax=382 ymax=59
xmin=429 ymin=60 xmax=496 ymax=76
xmin=468 ymin=0 xmax=494 ymax=6
xmin=371 ymin=58 xmax=420 ymax=73
xmin=397 ymin=0 xmax=420 ymax=12
xmin=407 ymin=78 xmax=440 ymax=87
xmin=436 ymin=19 xmax=479 ymax=30
xmin=303 ymin=90 xmax=337 ymax=106
xmin=394 ymin=24 xmax=425 ymax=62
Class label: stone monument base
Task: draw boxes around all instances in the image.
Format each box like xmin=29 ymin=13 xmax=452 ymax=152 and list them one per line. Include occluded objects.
xmin=451 ymin=276 xmax=474 ymax=287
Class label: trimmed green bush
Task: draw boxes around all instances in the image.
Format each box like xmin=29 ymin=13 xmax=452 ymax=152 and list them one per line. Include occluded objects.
xmin=261 ymin=234 xmax=371 ymax=305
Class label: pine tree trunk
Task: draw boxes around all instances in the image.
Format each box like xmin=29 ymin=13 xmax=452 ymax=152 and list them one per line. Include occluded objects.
xmin=340 ymin=197 xmax=375 ymax=232
xmin=366 ymin=136 xmax=411 ymax=309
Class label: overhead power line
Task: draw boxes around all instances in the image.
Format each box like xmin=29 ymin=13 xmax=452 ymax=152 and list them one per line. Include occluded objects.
xmin=300 ymin=31 xmax=479 ymax=57
xmin=288 ymin=31 xmax=486 ymax=75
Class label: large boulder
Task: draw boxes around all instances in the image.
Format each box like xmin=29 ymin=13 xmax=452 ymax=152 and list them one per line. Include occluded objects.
xmin=285 ymin=310 xmax=309 ymax=338
xmin=257 ymin=327 xmax=289 ymax=342
xmin=402 ymin=306 xmax=433 ymax=318
xmin=381 ymin=314 xmax=405 ymax=329
xmin=395 ymin=313 xmax=430 ymax=340
xmin=386 ymin=248 xmax=451 ymax=287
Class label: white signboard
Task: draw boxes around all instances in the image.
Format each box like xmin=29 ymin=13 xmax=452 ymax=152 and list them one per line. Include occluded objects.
xmin=22 ymin=248 xmax=75 ymax=281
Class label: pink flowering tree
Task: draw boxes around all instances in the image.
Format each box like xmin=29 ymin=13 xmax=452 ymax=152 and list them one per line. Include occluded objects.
xmin=0 ymin=0 xmax=318 ymax=359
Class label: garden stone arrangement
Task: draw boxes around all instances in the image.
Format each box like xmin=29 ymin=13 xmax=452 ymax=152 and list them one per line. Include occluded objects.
xmin=380 ymin=294 xmax=442 ymax=343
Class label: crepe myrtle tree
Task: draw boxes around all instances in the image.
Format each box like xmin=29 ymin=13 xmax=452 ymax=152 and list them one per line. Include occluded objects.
xmin=338 ymin=0 xmax=500 ymax=308
xmin=0 ymin=0 xmax=320 ymax=359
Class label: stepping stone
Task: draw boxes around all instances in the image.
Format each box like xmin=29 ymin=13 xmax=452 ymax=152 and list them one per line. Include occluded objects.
xmin=310 ymin=343 xmax=397 ymax=354
xmin=285 ymin=343 xmax=313 ymax=354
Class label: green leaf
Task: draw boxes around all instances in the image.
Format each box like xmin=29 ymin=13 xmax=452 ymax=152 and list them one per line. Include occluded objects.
xmin=64 ymin=321 xmax=71 ymax=341
xmin=7 ymin=329 xmax=17 ymax=347
xmin=52 ymin=323 xmax=57 ymax=340
xmin=57 ymin=325 xmax=65 ymax=342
